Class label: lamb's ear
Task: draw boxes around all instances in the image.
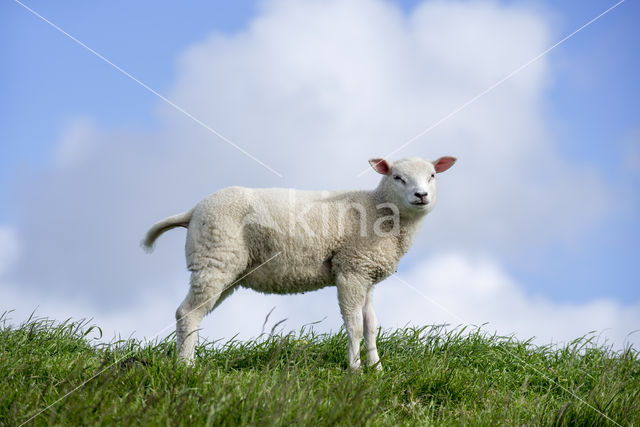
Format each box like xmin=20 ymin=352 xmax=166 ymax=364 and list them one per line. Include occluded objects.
xmin=369 ymin=158 xmax=391 ymax=175
xmin=433 ymin=156 xmax=457 ymax=173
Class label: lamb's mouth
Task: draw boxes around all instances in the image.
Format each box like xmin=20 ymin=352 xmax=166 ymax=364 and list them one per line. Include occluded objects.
xmin=410 ymin=201 xmax=429 ymax=207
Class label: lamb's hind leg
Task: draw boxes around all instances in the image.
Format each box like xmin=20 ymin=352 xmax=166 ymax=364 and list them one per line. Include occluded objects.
xmin=175 ymin=269 xmax=237 ymax=362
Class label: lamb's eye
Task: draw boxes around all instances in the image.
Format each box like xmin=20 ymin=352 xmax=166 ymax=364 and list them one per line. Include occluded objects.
xmin=430 ymin=173 xmax=435 ymax=179
xmin=393 ymin=175 xmax=406 ymax=184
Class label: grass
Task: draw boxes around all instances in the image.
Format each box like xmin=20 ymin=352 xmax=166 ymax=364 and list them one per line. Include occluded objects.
xmin=1 ymin=313 xmax=639 ymax=426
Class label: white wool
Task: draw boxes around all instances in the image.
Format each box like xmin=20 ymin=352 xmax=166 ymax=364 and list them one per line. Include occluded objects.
xmin=143 ymin=156 xmax=456 ymax=369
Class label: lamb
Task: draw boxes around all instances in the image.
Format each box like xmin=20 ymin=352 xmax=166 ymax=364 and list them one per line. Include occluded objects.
xmin=142 ymin=156 xmax=456 ymax=370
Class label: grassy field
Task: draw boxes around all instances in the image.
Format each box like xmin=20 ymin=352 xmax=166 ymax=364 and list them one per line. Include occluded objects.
xmin=1 ymin=314 xmax=638 ymax=426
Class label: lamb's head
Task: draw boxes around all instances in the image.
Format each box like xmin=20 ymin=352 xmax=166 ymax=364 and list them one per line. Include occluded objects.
xmin=369 ymin=156 xmax=456 ymax=216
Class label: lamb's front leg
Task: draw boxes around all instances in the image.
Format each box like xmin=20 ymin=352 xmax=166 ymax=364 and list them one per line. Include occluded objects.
xmin=336 ymin=273 xmax=368 ymax=370
xmin=362 ymin=288 xmax=382 ymax=370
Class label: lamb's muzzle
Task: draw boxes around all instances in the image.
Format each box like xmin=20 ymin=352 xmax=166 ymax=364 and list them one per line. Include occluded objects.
xmin=143 ymin=155 xmax=456 ymax=370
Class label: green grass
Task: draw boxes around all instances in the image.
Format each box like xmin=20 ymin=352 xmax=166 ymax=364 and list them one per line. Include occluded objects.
xmin=1 ymin=313 xmax=638 ymax=426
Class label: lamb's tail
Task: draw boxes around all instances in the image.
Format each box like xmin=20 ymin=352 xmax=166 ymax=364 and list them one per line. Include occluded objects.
xmin=141 ymin=209 xmax=193 ymax=253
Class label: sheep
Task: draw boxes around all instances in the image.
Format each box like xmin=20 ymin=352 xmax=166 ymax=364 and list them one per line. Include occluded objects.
xmin=143 ymin=156 xmax=456 ymax=370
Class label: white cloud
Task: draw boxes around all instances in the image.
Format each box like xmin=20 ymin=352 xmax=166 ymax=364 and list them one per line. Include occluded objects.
xmin=0 ymin=280 xmax=183 ymax=342
xmin=0 ymin=253 xmax=341 ymax=342
xmin=162 ymin=0 xmax=606 ymax=253
xmin=0 ymin=226 xmax=19 ymax=277
xmin=3 ymin=248 xmax=637 ymax=351
xmin=3 ymin=0 xmax=629 ymax=347
xmin=377 ymin=253 xmax=640 ymax=350
xmin=55 ymin=118 xmax=98 ymax=168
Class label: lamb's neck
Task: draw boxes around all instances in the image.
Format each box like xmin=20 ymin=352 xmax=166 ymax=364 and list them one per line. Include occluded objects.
xmin=396 ymin=215 xmax=424 ymax=255
xmin=370 ymin=188 xmax=425 ymax=256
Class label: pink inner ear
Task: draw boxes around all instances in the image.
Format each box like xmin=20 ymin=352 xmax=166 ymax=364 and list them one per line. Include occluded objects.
xmin=369 ymin=158 xmax=390 ymax=175
xmin=434 ymin=156 xmax=457 ymax=173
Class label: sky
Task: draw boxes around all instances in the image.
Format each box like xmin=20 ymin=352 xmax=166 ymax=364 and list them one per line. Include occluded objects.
xmin=1 ymin=0 xmax=638 ymax=350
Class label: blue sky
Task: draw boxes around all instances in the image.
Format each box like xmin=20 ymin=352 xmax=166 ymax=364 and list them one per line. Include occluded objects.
xmin=1 ymin=0 xmax=638 ymax=346
xmin=1 ymin=0 xmax=258 ymax=191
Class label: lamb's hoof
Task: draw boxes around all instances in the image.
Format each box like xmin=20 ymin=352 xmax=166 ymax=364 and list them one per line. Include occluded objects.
xmin=177 ymin=356 xmax=195 ymax=366
xmin=348 ymin=363 xmax=362 ymax=372
xmin=369 ymin=361 xmax=383 ymax=372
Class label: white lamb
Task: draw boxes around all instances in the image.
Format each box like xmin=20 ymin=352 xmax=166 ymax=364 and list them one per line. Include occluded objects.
xmin=143 ymin=156 xmax=456 ymax=370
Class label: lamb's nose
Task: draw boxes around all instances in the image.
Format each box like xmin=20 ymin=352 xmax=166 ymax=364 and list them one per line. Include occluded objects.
xmin=414 ymin=192 xmax=428 ymax=199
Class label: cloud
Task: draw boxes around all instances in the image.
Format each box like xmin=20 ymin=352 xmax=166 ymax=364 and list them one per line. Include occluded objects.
xmin=161 ymin=0 xmax=607 ymax=254
xmin=3 ymin=0 xmax=626 ymax=346
xmin=0 ymin=278 xmax=184 ymax=341
xmin=3 ymin=248 xmax=637 ymax=351
xmin=377 ymin=253 xmax=640 ymax=350
xmin=54 ymin=118 xmax=98 ymax=168
xmin=0 ymin=226 xmax=19 ymax=277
